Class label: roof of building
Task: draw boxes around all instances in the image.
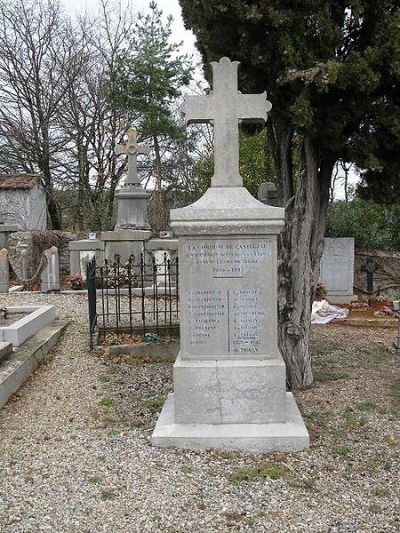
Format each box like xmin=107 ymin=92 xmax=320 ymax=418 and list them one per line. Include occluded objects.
xmin=0 ymin=174 xmax=42 ymax=190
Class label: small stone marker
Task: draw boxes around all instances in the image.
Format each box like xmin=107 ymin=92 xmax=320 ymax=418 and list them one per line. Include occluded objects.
xmin=362 ymin=256 xmax=378 ymax=294
xmin=0 ymin=248 xmax=9 ymax=293
xmin=41 ymin=246 xmax=60 ymax=292
xmin=152 ymin=57 xmax=309 ymax=452
xmin=258 ymin=182 xmax=281 ymax=207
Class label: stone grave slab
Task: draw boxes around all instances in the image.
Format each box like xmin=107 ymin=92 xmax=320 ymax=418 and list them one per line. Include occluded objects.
xmin=320 ymin=237 xmax=357 ymax=303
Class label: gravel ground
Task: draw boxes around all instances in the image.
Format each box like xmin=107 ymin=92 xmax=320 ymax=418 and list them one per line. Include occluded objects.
xmin=0 ymin=292 xmax=399 ymax=533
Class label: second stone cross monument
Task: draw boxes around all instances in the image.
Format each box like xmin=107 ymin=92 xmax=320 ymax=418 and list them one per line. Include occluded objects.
xmin=101 ymin=128 xmax=152 ymax=263
xmin=152 ymin=57 xmax=308 ymax=451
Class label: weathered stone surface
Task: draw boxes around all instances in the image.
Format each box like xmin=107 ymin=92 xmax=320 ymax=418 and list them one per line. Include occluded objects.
xmin=68 ymin=239 xmax=104 ymax=275
xmin=101 ymin=229 xmax=151 ymax=264
xmin=0 ymin=174 xmax=47 ymax=230
xmin=0 ymin=224 xmax=18 ymax=248
xmin=153 ymin=393 xmax=309 ymax=453
xmin=184 ymin=57 xmax=271 ymax=188
xmin=0 ymin=342 xmax=12 ymax=364
xmin=41 ymin=246 xmax=60 ymax=292
xmin=114 ymin=128 xmax=151 ymax=230
xmin=354 ymin=249 xmax=400 ymax=301
xmin=0 ymin=305 xmax=56 ymax=347
xmin=258 ymin=182 xmax=281 ymax=207
xmin=320 ymin=238 xmax=356 ymax=300
xmin=174 ymin=355 xmax=286 ymax=424
xmin=0 ymin=248 xmax=9 ymax=293
xmin=178 ymin=235 xmax=278 ymax=360
xmin=0 ymin=320 xmax=68 ymax=409
xmin=8 ymin=231 xmax=80 ymax=282
xmin=152 ymin=57 xmax=308 ymax=452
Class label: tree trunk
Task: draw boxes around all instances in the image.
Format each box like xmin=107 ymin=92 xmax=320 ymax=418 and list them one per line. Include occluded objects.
xmin=268 ymin=123 xmax=294 ymax=203
xmin=152 ymin=134 xmax=168 ymax=232
xmin=277 ymin=136 xmax=335 ymax=389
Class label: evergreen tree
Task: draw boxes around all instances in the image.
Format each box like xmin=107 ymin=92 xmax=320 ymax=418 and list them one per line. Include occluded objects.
xmin=178 ymin=0 xmax=400 ymax=388
xmin=109 ymin=1 xmax=193 ymax=231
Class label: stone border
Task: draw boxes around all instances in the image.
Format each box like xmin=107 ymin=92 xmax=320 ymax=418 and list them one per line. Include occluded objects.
xmin=0 ymin=320 xmax=68 ymax=409
xmin=0 ymin=306 xmax=56 ymax=347
xmin=99 ymin=341 xmax=179 ymax=361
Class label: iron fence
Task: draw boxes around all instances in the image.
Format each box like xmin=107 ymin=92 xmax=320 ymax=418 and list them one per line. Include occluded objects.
xmin=87 ymin=253 xmax=179 ymax=348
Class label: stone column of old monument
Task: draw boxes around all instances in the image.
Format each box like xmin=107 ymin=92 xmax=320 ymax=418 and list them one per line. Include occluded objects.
xmin=41 ymin=246 xmax=60 ymax=292
xmin=100 ymin=128 xmax=152 ymax=263
xmin=152 ymin=57 xmax=309 ymax=452
xmin=0 ymin=248 xmax=9 ymax=293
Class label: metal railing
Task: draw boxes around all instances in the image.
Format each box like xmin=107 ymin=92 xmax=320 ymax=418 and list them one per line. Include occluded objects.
xmin=87 ymin=253 xmax=179 ymax=348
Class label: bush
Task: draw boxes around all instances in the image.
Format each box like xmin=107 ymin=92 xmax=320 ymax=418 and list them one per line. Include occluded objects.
xmin=326 ymin=200 xmax=400 ymax=250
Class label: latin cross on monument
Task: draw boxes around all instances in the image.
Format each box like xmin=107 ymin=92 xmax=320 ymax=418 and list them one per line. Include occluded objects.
xmin=115 ymin=127 xmax=150 ymax=187
xmin=184 ymin=57 xmax=272 ymax=187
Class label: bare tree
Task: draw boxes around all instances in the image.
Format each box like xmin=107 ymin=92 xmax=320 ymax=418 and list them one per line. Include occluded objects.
xmin=0 ymin=0 xmax=83 ymax=228
xmin=56 ymin=1 xmax=142 ymax=230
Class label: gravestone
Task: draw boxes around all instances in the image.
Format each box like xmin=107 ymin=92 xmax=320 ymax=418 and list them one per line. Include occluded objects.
xmin=79 ymin=251 xmax=96 ymax=281
xmin=362 ymin=256 xmax=378 ymax=295
xmin=320 ymin=238 xmax=357 ymax=303
xmin=69 ymin=239 xmax=104 ymax=277
xmin=41 ymin=246 xmax=60 ymax=292
xmin=153 ymin=250 xmax=171 ymax=287
xmin=152 ymin=57 xmax=309 ymax=452
xmin=101 ymin=128 xmax=152 ymax=264
xmin=258 ymin=182 xmax=281 ymax=207
xmin=0 ymin=248 xmax=9 ymax=293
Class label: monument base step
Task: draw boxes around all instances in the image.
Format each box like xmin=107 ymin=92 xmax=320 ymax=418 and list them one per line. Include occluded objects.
xmin=327 ymin=294 xmax=358 ymax=304
xmin=152 ymin=392 xmax=309 ymax=453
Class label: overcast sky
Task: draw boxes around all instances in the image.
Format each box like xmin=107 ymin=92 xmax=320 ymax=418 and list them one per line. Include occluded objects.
xmin=66 ymin=1 xmax=358 ymax=196
xmin=67 ymin=0 xmax=197 ymax=56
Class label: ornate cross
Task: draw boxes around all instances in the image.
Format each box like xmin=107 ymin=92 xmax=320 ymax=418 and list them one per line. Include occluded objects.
xmin=115 ymin=128 xmax=150 ymax=187
xmin=184 ymin=57 xmax=272 ymax=187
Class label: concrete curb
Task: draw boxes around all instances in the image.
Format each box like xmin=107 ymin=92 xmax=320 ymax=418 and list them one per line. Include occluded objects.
xmin=99 ymin=340 xmax=179 ymax=362
xmin=0 ymin=342 xmax=12 ymax=364
xmin=0 ymin=306 xmax=56 ymax=347
xmin=0 ymin=320 xmax=69 ymax=409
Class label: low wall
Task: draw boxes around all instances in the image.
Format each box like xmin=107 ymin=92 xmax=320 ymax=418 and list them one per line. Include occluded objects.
xmin=8 ymin=230 xmax=86 ymax=281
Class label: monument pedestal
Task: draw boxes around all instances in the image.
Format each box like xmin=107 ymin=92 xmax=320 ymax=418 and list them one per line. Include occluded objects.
xmin=153 ymin=393 xmax=308 ymax=453
xmin=152 ymin=187 xmax=309 ymax=452
xmin=101 ymin=229 xmax=151 ymax=264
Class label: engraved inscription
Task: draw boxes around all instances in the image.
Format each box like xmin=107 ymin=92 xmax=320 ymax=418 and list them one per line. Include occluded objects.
xmin=187 ymin=289 xmax=225 ymax=345
xmin=230 ymin=289 xmax=265 ymax=354
xmin=182 ymin=238 xmax=273 ymax=358
xmin=185 ymin=241 xmax=270 ymax=277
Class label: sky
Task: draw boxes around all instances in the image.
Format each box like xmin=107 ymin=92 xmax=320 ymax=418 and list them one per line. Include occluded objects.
xmin=66 ymin=0 xmax=359 ymax=198
xmin=68 ymin=0 xmax=198 ymax=56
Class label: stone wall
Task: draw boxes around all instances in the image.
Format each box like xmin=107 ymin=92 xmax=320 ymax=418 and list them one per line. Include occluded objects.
xmin=7 ymin=231 xmax=83 ymax=282
xmin=354 ymin=249 xmax=400 ymax=300
xmin=0 ymin=184 xmax=46 ymax=230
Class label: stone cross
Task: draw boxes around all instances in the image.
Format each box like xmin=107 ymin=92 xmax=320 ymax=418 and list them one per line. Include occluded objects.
xmin=184 ymin=57 xmax=272 ymax=187
xmin=115 ymin=128 xmax=150 ymax=187
xmin=362 ymin=257 xmax=378 ymax=294
xmin=0 ymin=248 xmax=9 ymax=293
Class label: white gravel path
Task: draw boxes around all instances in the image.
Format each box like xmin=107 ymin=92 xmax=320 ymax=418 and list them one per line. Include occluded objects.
xmin=0 ymin=293 xmax=399 ymax=532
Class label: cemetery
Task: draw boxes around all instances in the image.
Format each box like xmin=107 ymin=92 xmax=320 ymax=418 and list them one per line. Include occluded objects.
xmin=0 ymin=1 xmax=399 ymax=531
